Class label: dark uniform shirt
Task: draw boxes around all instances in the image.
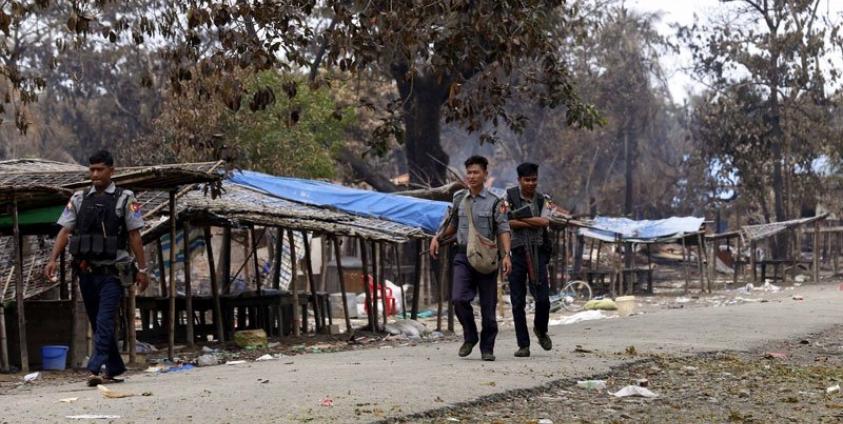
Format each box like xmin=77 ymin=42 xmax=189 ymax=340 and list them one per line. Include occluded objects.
xmin=57 ymin=182 xmax=144 ymax=266
xmin=452 ymin=188 xmax=510 ymax=246
xmin=509 ymin=189 xmax=553 ymax=249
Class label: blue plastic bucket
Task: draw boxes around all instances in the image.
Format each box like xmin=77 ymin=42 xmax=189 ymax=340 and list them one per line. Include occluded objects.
xmin=41 ymin=345 xmax=69 ymax=370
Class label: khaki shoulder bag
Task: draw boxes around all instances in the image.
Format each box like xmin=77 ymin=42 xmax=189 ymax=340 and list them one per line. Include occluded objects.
xmin=464 ymin=195 xmax=499 ymax=274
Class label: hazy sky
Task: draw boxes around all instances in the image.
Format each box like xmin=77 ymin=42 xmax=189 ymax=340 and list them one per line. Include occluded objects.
xmin=628 ymin=0 xmax=841 ymax=101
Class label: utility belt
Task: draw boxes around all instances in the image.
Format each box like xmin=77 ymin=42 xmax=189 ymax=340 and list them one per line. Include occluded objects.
xmin=73 ymin=260 xmax=136 ymax=287
xmin=69 ymin=233 xmax=124 ymax=261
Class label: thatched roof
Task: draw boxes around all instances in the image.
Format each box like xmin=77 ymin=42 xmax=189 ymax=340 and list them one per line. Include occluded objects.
xmin=142 ymin=183 xmax=426 ymax=243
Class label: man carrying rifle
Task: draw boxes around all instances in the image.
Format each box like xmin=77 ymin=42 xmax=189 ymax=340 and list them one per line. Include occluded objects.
xmin=506 ymin=162 xmax=555 ymax=357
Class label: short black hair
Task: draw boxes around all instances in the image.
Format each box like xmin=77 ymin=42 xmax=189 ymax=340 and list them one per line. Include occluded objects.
xmin=464 ymin=155 xmax=488 ymax=171
xmin=517 ymin=162 xmax=539 ymax=178
xmin=89 ymin=150 xmax=114 ymax=166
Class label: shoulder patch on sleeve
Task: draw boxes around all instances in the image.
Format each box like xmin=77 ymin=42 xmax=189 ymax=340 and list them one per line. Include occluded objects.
xmin=129 ymin=201 xmax=143 ymax=218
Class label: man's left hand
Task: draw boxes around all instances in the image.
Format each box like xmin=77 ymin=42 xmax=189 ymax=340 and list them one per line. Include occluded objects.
xmin=135 ymin=271 xmax=149 ymax=293
xmin=501 ymin=255 xmax=512 ymax=277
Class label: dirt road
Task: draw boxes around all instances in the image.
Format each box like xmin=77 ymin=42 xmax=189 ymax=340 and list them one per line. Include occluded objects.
xmin=2 ymin=284 xmax=841 ymax=423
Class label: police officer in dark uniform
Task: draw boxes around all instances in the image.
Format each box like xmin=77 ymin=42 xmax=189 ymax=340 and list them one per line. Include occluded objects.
xmin=430 ymin=155 xmax=511 ymax=361
xmin=506 ymin=162 xmax=554 ymax=357
xmin=44 ymin=150 xmax=148 ymax=387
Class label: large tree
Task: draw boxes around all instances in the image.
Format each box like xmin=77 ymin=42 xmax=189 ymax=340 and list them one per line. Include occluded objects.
xmin=47 ymin=1 xmax=601 ymax=186
xmin=680 ymin=0 xmax=840 ymax=233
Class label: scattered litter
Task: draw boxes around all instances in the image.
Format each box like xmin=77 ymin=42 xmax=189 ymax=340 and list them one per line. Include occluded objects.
xmin=792 ymin=295 xmax=804 ymax=301
xmin=58 ymin=397 xmax=79 ymax=403
xmin=576 ymin=380 xmax=606 ymax=391
xmin=538 ymin=419 xmax=554 ymax=424
xmin=794 ymin=275 xmax=807 ymax=283
xmin=145 ymin=365 xmax=166 ymax=373
xmin=226 ymin=360 xmax=247 ymax=365
xmin=66 ymin=415 xmax=121 ymax=420
xmin=625 ymin=345 xmax=637 ymax=356
xmin=611 ymin=385 xmax=659 ymax=398
xmin=98 ymin=384 xmax=134 ymax=399
xmin=762 ymin=282 xmax=781 ymax=293
xmin=255 ymin=354 xmax=276 ymax=361
xmin=416 ymin=310 xmax=435 ymax=318
xmin=446 ymin=418 xmax=460 ymax=422
xmin=23 ymin=372 xmax=40 ymax=383
xmin=142 ymin=392 xmax=153 ymax=396
xmin=196 ymin=354 xmax=218 ymax=367
xmin=574 ymin=345 xmax=593 ymax=354
xmin=682 ymin=366 xmax=698 ymax=374
xmin=163 ymin=364 xmax=194 ymax=373
xmin=321 ymin=397 xmax=334 ymax=407
xmin=636 ymin=378 xmax=649 ymax=387
xmin=583 ymin=299 xmax=617 ymax=311
xmin=828 ymin=384 xmax=840 ymax=395
xmin=764 ymin=352 xmax=788 ymax=360
xmin=551 ymin=310 xmax=607 ymax=326
xmin=201 ymin=346 xmax=218 ymax=354
xmin=675 ymin=297 xmax=692 ymax=304
xmin=384 ymin=319 xmax=430 ymax=339
xmin=268 ymin=342 xmax=281 ymax=349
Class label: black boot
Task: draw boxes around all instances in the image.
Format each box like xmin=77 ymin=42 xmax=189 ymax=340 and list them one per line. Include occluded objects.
xmin=514 ymin=347 xmax=530 ymax=357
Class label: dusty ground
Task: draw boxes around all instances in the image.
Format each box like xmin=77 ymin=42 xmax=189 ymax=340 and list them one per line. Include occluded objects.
xmin=404 ymin=326 xmax=843 ymax=424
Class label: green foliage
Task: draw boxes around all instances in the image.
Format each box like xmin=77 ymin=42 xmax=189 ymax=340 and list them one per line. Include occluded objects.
xmin=228 ymin=71 xmax=355 ymax=179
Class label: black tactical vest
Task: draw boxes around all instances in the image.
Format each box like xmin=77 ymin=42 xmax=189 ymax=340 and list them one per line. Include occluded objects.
xmin=69 ymin=188 xmax=128 ymax=261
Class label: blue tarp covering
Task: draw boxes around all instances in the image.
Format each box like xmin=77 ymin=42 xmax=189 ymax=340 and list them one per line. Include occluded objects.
xmin=579 ymin=216 xmax=705 ymax=243
xmin=229 ymin=170 xmax=449 ymax=234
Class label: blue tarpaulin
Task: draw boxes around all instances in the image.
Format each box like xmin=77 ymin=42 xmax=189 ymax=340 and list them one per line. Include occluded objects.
xmin=229 ymin=170 xmax=449 ymax=234
xmin=579 ymin=216 xmax=705 ymax=243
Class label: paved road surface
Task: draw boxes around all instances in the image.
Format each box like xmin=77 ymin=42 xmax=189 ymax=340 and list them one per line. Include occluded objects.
xmin=3 ymin=284 xmax=841 ymax=423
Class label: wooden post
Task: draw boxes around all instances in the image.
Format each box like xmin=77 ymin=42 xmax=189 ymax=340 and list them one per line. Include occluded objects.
xmin=750 ymin=240 xmax=757 ymax=283
xmin=833 ymin=232 xmax=840 ymax=276
xmin=11 ymin=199 xmax=28 ymax=372
xmin=204 ymin=226 xmax=224 ymax=342
xmin=813 ymin=219 xmax=821 ymax=284
xmin=69 ymin=267 xmax=82 ymax=368
xmin=273 ymin=228 xmax=283 ymax=289
xmin=696 ymin=235 xmax=706 ymax=294
xmin=167 ymin=191 xmax=177 ymax=360
xmin=708 ymin=238 xmax=717 ymax=293
xmin=127 ymin=283 xmax=137 ymax=364
xmin=156 ymin=238 xmax=167 ymax=297
xmin=332 ymin=237 xmax=352 ymax=332
xmin=370 ymin=240 xmax=380 ymax=331
xmin=302 ymin=231 xmax=321 ymax=332
xmin=287 ymin=230 xmax=301 ymax=336
xmin=412 ymin=239 xmax=422 ymax=320
xmin=681 ymin=235 xmax=691 ymax=295
xmin=436 ymin=245 xmax=447 ymax=332
xmin=183 ymin=222 xmax=194 ymax=348
xmin=446 ymin=246 xmax=454 ymax=332
xmin=378 ymin=242 xmax=388 ymax=327
xmin=221 ymin=225 xmax=232 ymax=294
xmin=250 ymin=226 xmax=262 ymax=295
xmin=734 ymin=237 xmax=742 ymax=286
xmin=392 ymin=243 xmax=407 ymax=319
xmin=359 ymin=238 xmax=374 ymax=330
xmin=319 ymin=236 xmax=329 ymax=292
xmin=0 ymin=304 xmax=7 ymax=372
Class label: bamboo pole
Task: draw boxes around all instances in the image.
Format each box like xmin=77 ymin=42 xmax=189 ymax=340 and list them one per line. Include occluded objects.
xmin=734 ymin=237 xmax=742 ymax=286
xmin=127 ymin=284 xmax=137 ymax=364
xmin=359 ymin=238 xmax=373 ymax=330
xmin=696 ymin=235 xmax=706 ymax=294
xmin=319 ymin=236 xmax=329 ymax=292
xmin=59 ymin=252 xmax=68 ymax=299
xmin=273 ymin=228 xmax=283 ymax=289
xmin=183 ymin=222 xmax=194 ymax=347
xmin=750 ymin=241 xmax=757 ymax=283
xmin=332 ymin=237 xmax=352 ymax=332
xmin=412 ymin=239 xmax=422 ymax=320
xmin=814 ymin=219 xmax=821 ymax=284
xmin=167 ymin=191 xmax=177 ymax=360
xmin=156 ymin=239 xmax=167 ymax=297
xmin=370 ymin=240 xmax=380 ymax=331
xmin=251 ymin=226 xmax=262 ymax=295
xmin=204 ymin=227 xmax=224 ymax=342
xmin=287 ymin=230 xmax=301 ymax=336
xmin=69 ymin=267 xmax=81 ymax=368
xmin=392 ymin=243 xmax=407 ymax=319
xmin=378 ymin=242 xmax=388 ymax=327
xmin=12 ymin=199 xmax=29 ymax=372
xmin=681 ymin=235 xmax=690 ymax=295
xmin=436 ymin=245 xmax=446 ymax=332
xmin=0 ymin=304 xmax=7 ymax=372
xmin=302 ymin=231 xmax=321 ymax=332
